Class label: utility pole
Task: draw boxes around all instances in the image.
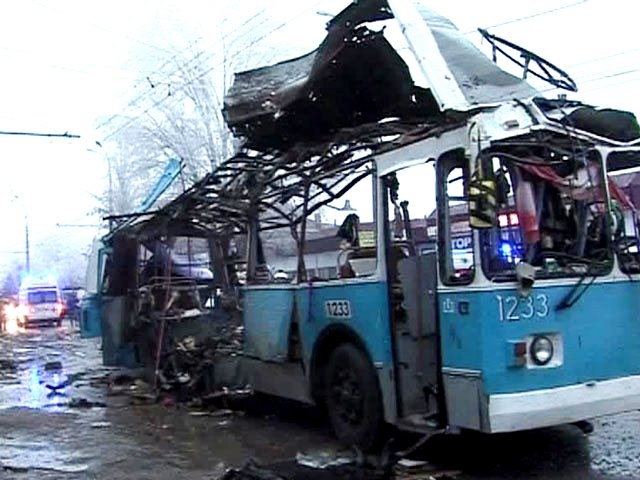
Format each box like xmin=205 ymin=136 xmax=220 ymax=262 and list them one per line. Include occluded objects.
xmin=13 ymin=194 xmax=30 ymax=273
xmin=95 ymin=141 xmax=114 ymax=229
xmin=24 ymin=211 xmax=30 ymax=273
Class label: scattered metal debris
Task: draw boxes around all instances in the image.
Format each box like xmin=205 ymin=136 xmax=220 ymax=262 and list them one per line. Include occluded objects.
xmin=90 ymin=421 xmax=112 ymax=428
xmin=387 ymin=457 xmax=461 ymax=480
xmin=67 ymin=397 xmax=107 ymax=409
xmin=189 ymin=408 xmax=234 ymax=417
xmin=295 ymin=449 xmax=357 ymax=470
xmin=218 ymin=459 xmax=287 ymax=480
xmin=0 ymin=358 xmax=17 ymax=372
xmin=1 ymin=463 xmax=90 ymax=474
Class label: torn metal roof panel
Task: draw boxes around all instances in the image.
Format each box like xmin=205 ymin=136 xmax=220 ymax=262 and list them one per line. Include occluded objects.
xmin=410 ymin=3 xmax=537 ymax=105
xmin=223 ymin=0 xmax=537 ymax=149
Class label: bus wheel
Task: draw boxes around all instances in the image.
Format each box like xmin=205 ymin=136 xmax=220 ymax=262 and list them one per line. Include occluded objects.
xmin=573 ymin=420 xmax=594 ymax=434
xmin=324 ymin=343 xmax=383 ymax=451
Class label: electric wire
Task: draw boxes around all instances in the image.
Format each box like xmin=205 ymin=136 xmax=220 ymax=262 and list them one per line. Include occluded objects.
xmin=94 ymin=8 xmax=271 ymax=133
xmin=31 ymin=0 xmax=174 ymax=55
xmin=463 ymin=0 xmax=589 ymax=34
xmin=101 ymin=1 xmax=325 ymax=142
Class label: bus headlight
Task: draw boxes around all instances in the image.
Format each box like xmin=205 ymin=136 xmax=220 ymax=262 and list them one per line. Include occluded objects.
xmin=530 ymin=335 xmax=554 ymax=366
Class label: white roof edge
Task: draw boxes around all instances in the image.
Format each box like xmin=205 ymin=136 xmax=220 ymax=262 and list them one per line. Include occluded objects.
xmin=387 ymin=0 xmax=469 ymax=111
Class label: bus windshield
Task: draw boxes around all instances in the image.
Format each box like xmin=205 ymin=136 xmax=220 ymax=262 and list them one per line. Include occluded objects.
xmin=607 ymin=151 xmax=640 ymax=274
xmin=480 ymin=152 xmax=616 ymax=280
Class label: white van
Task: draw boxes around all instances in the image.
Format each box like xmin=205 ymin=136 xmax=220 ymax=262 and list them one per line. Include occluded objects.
xmin=17 ymin=276 xmax=65 ymax=327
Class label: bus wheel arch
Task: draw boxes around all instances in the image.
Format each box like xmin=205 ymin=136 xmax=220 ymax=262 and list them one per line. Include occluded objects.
xmin=310 ymin=324 xmax=368 ymax=402
xmin=310 ymin=325 xmax=384 ymax=450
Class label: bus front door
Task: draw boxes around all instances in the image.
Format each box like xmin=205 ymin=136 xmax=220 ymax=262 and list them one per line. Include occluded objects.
xmin=392 ymin=251 xmax=442 ymax=427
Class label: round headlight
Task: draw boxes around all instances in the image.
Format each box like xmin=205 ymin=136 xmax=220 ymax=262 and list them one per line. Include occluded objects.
xmin=530 ymin=335 xmax=554 ymax=366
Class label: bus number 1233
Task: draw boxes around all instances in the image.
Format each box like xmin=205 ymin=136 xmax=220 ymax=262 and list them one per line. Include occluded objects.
xmin=496 ymin=294 xmax=549 ymax=322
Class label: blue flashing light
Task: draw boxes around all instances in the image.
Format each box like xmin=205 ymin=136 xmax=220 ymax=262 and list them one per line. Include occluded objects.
xmin=19 ymin=272 xmax=59 ymax=290
xmin=499 ymin=241 xmax=513 ymax=258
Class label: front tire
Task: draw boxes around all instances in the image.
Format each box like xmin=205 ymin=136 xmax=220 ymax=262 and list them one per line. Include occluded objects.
xmin=324 ymin=343 xmax=383 ymax=451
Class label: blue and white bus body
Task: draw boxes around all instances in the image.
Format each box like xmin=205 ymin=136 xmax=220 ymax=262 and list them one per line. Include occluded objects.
xmin=439 ymin=274 xmax=640 ymax=434
xmin=240 ymin=100 xmax=640 ymax=444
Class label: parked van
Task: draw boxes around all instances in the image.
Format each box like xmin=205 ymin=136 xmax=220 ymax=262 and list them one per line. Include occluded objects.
xmin=17 ymin=276 xmax=65 ymax=327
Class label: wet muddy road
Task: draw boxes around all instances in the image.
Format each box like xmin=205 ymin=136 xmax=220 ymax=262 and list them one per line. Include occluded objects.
xmin=0 ymin=325 xmax=638 ymax=479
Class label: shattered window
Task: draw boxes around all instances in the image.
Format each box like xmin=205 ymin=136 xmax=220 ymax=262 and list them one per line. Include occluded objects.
xmin=139 ymin=237 xmax=213 ymax=285
xmin=384 ymin=162 xmax=436 ymax=281
xmin=607 ymin=153 xmax=640 ymax=274
xmin=439 ymin=157 xmax=474 ymax=285
xmin=478 ymin=159 xmax=524 ymax=277
xmin=261 ymin=226 xmax=297 ymax=282
xmin=329 ymin=172 xmax=377 ymax=280
xmin=481 ymin=152 xmax=614 ymax=280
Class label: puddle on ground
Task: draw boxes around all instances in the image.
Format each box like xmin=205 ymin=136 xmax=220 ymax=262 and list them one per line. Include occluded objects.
xmin=0 ymin=326 xmax=106 ymax=411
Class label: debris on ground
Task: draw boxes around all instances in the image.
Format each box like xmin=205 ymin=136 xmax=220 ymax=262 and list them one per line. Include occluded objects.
xmin=2 ymin=464 xmax=30 ymax=473
xmin=67 ymin=397 xmax=107 ymax=409
xmin=295 ymin=449 xmax=356 ymax=469
xmin=1 ymin=462 xmax=90 ymax=474
xmin=90 ymin=421 xmax=112 ymax=428
xmin=202 ymin=387 xmax=253 ymax=402
xmin=397 ymin=459 xmax=430 ymax=469
xmin=98 ymin=325 xmax=251 ymax=408
xmin=189 ymin=408 xmax=234 ymax=417
xmin=154 ymin=327 xmax=243 ymax=399
xmin=393 ymin=459 xmax=461 ymax=480
xmin=218 ymin=459 xmax=287 ymax=480
xmin=0 ymin=358 xmax=17 ymax=372
xmin=43 ymin=360 xmax=63 ymax=371
xmin=160 ymin=394 xmax=177 ymax=408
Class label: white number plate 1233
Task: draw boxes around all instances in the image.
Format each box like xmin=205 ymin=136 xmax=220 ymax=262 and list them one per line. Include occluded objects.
xmin=325 ymin=300 xmax=352 ymax=319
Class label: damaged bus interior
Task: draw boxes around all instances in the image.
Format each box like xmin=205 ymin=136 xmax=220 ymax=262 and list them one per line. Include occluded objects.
xmin=92 ymin=0 xmax=640 ymax=452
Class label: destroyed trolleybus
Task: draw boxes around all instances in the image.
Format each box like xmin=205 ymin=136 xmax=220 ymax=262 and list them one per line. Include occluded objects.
xmin=94 ymin=0 xmax=640 ymax=451
xmin=217 ymin=0 xmax=640 ymax=450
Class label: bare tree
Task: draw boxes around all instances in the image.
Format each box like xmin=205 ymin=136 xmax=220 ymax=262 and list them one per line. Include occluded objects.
xmin=94 ymin=7 xmax=274 ymax=211
xmin=139 ymin=9 xmax=276 ymax=181
xmin=0 ymin=262 xmax=24 ymax=296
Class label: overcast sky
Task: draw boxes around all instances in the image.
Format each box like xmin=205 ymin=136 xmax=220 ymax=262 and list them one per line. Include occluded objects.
xmin=0 ymin=0 xmax=637 ymax=275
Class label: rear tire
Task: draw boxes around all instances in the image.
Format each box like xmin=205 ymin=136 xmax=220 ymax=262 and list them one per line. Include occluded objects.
xmin=324 ymin=343 xmax=384 ymax=451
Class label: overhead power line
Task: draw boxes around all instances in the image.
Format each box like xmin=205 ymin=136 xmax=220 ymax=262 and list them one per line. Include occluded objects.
xmin=565 ymin=47 xmax=640 ymax=71
xmin=468 ymin=0 xmax=589 ymax=33
xmin=0 ymin=131 xmax=80 ymax=139
xmin=32 ymin=0 xmax=173 ymax=56
xmin=539 ymin=66 xmax=640 ymax=93
xmin=579 ymin=74 xmax=640 ymax=96
xmin=94 ymin=8 xmax=270 ymax=133
xmin=101 ymin=1 xmax=325 ymax=142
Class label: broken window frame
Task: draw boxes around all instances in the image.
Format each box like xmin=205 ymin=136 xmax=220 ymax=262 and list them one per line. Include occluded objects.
xmin=477 ymin=28 xmax=577 ymax=92
xmin=437 ymin=149 xmax=475 ymax=286
xmin=479 ymin=149 xmax=616 ymax=281
xmin=605 ymin=150 xmax=640 ymax=274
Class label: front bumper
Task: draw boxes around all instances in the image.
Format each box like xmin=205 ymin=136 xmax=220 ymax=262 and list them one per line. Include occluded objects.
xmin=488 ymin=375 xmax=640 ymax=432
xmin=21 ymin=316 xmax=61 ymax=325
